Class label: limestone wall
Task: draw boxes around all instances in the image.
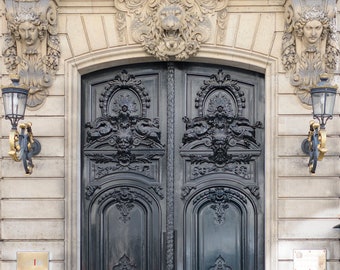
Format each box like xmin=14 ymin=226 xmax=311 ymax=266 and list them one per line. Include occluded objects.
xmin=0 ymin=0 xmax=339 ymax=269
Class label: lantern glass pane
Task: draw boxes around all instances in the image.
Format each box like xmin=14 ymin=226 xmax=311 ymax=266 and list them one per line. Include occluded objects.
xmin=2 ymin=91 xmax=12 ymax=116
xmin=324 ymin=91 xmax=336 ymax=116
xmin=2 ymin=87 xmax=28 ymax=123
xmin=311 ymin=91 xmax=324 ymax=116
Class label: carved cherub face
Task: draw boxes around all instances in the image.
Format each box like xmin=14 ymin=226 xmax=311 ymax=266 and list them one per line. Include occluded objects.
xmin=303 ymin=19 xmax=323 ymax=44
xmin=18 ymin=21 xmax=39 ymax=47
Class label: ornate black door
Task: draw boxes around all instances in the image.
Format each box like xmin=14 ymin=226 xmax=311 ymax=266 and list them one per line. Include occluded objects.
xmin=81 ymin=62 xmax=265 ymax=270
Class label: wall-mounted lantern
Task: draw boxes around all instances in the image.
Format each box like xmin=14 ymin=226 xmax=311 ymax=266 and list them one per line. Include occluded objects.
xmin=301 ymin=74 xmax=337 ymax=173
xmin=1 ymin=76 xmax=41 ymax=174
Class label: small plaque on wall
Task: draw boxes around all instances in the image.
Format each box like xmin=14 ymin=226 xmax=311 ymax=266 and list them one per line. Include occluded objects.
xmin=17 ymin=252 xmax=49 ymax=270
xmin=293 ymin=250 xmax=326 ymax=270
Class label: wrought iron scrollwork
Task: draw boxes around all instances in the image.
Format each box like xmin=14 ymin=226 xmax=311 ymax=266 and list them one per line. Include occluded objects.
xmin=181 ymin=69 xmax=262 ymax=176
xmin=83 ymin=70 xmax=165 ymax=199
xmin=84 ymin=70 xmax=164 ymax=167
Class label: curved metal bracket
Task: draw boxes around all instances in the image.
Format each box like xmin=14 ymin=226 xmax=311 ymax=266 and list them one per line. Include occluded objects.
xmin=8 ymin=122 xmax=41 ymax=175
xmin=301 ymin=120 xmax=327 ymax=174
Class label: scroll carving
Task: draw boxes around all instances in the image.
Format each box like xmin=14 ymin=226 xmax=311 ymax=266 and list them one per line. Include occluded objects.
xmin=3 ymin=0 xmax=60 ymax=108
xmin=113 ymin=0 xmax=229 ymax=60
xmin=84 ymin=70 xmax=164 ymax=167
xmin=83 ymin=70 xmax=165 ymax=199
xmin=180 ymin=70 xmax=262 ymax=177
xmin=282 ymin=0 xmax=339 ymax=106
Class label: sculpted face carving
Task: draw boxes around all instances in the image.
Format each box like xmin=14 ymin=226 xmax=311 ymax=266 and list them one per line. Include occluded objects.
xmin=293 ymin=9 xmax=329 ymax=46
xmin=114 ymin=0 xmax=229 ymax=61
xmin=302 ymin=20 xmax=323 ymax=44
xmin=159 ymin=5 xmax=184 ymax=31
xmin=281 ymin=1 xmax=339 ymax=106
xmin=4 ymin=0 xmax=60 ymax=108
xmin=157 ymin=4 xmax=185 ymax=54
xmin=18 ymin=21 xmax=40 ymax=47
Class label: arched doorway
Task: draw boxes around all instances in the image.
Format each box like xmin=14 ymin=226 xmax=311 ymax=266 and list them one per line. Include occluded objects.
xmin=81 ymin=62 xmax=265 ymax=270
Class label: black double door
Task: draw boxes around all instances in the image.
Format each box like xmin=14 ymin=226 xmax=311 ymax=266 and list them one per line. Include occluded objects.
xmin=81 ymin=62 xmax=265 ymax=270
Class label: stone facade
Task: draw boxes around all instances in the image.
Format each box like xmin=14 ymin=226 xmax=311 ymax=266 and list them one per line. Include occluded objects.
xmin=0 ymin=0 xmax=339 ymax=270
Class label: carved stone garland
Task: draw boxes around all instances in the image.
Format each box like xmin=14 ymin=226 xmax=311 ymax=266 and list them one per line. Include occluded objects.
xmin=84 ymin=70 xmax=165 ymax=198
xmin=180 ymin=70 xmax=262 ymax=198
xmin=113 ymin=0 xmax=229 ymax=61
xmin=282 ymin=0 xmax=339 ymax=106
xmin=3 ymin=0 xmax=60 ymax=108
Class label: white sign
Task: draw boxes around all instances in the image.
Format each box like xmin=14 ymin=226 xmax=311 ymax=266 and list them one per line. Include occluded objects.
xmin=294 ymin=250 xmax=326 ymax=270
xmin=17 ymin=252 xmax=49 ymax=270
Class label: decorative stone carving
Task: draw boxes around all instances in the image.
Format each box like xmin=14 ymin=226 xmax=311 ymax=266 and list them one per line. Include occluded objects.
xmin=3 ymin=0 xmax=60 ymax=108
xmin=113 ymin=0 xmax=229 ymax=60
xmin=282 ymin=0 xmax=339 ymax=106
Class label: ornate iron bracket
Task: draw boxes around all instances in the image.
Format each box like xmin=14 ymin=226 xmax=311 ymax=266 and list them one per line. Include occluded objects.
xmin=301 ymin=120 xmax=327 ymax=173
xmin=9 ymin=123 xmax=41 ymax=175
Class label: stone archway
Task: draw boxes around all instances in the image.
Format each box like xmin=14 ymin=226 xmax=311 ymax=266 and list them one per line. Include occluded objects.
xmin=64 ymin=47 xmax=278 ymax=270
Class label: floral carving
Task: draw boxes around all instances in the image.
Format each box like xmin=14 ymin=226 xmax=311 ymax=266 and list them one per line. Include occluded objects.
xmin=3 ymin=0 xmax=60 ymax=108
xmin=113 ymin=0 xmax=229 ymax=60
xmin=282 ymin=0 xmax=339 ymax=106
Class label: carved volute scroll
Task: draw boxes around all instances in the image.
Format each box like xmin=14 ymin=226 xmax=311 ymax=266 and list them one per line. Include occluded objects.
xmin=180 ymin=69 xmax=263 ymax=181
xmin=84 ymin=70 xmax=164 ymax=171
xmin=113 ymin=0 xmax=229 ymax=61
xmin=282 ymin=0 xmax=339 ymax=106
xmin=3 ymin=0 xmax=60 ymax=108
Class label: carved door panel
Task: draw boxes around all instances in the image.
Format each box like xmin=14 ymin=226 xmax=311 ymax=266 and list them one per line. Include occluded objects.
xmin=81 ymin=62 xmax=265 ymax=270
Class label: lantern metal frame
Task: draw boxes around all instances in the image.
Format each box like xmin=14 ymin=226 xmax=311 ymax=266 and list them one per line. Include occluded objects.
xmin=1 ymin=77 xmax=41 ymax=174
